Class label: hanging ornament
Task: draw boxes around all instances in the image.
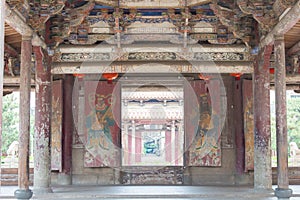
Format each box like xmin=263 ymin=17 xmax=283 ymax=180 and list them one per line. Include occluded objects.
xmin=198 ymin=73 xmax=211 ymax=81
xmin=73 ymin=73 xmax=85 ymax=79
xmin=230 ymin=73 xmax=242 ymax=80
xmin=102 ymin=73 xmax=118 ymax=84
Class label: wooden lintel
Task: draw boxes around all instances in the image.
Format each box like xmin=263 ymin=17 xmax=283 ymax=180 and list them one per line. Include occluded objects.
xmin=51 ymin=61 xmax=253 ymax=74
xmin=58 ymin=44 xmax=249 ymax=54
xmin=3 ymin=76 xmax=35 ymax=86
xmin=4 ymin=3 xmax=46 ymax=49
xmin=260 ymin=0 xmax=300 ymax=48
xmin=287 ymin=40 xmax=300 ymax=55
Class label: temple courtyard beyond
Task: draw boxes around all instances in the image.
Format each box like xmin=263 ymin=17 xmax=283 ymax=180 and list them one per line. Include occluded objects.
xmin=1 ymin=0 xmax=300 ymax=199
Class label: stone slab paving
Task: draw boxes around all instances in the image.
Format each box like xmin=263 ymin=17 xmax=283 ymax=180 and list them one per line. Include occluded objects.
xmin=0 ymin=185 xmax=300 ymax=199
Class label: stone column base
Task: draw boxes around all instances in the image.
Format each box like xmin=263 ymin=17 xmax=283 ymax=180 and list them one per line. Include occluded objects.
xmin=57 ymin=173 xmax=72 ymax=185
xmin=275 ymin=188 xmax=293 ymax=198
xmin=14 ymin=189 xmax=33 ymax=200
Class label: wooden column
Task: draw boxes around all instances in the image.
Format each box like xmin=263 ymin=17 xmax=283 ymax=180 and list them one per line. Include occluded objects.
xmin=33 ymin=46 xmax=52 ymax=193
xmin=253 ymin=45 xmax=272 ymax=190
xmin=59 ymin=75 xmax=74 ymax=185
xmin=14 ymin=36 xmax=33 ymax=200
xmin=274 ymin=35 xmax=292 ymax=198
xmin=0 ymin=0 xmax=5 ymax=172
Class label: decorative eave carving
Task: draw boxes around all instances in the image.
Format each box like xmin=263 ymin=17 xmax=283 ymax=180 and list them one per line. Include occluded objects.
xmin=236 ymin=0 xmax=297 ymax=35
xmin=66 ymin=5 xmax=239 ymax=45
xmin=28 ymin=0 xmax=66 ymax=32
xmin=236 ymin=0 xmax=277 ymax=34
xmin=48 ymin=1 xmax=95 ymax=47
xmin=6 ymin=0 xmax=30 ymax=20
xmin=210 ymin=3 xmax=254 ymax=46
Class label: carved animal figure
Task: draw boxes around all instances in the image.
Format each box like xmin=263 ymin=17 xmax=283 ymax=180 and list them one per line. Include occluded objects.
xmin=289 ymin=142 xmax=300 ymax=157
xmin=7 ymin=141 xmax=19 ymax=157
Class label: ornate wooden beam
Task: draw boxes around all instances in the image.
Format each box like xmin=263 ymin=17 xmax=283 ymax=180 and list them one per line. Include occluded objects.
xmin=4 ymin=3 xmax=46 ymax=48
xmin=51 ymin=61 xmax=253 ymax=74
xmin=53 ymin=44 xmax=250 ymax=63
xmin=260 ymin=0 xmax=300 ymax=47
xmin=57 ymin=44 xmax=249 ymax=53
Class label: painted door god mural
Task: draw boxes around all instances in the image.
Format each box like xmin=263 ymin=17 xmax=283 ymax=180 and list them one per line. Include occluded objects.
xmin=84 ymin=81 xmax=120 ymax=167
xmin=186 ymin=80 xmax=222 ymax=166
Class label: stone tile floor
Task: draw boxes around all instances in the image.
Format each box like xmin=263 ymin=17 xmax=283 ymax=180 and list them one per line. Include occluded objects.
xmin=0 ymin=185 xmax=300 ymax=199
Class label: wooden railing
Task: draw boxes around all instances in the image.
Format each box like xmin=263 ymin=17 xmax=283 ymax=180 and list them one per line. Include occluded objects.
xmin=0 ymin=168 xmax=33 ymax=186
xmin=272 ymin=167 xmax=300 ymax=185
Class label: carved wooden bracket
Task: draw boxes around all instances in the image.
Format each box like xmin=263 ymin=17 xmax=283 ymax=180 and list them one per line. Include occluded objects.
xmin=237 ymin=0 xmax=297 ymax=35
xmin=48 ymin=1 xmax=95 ymax=47
xmin=210 ymin=3 xmax=254 ymax=46
xmin=28 ymin=0 xmax=66 ymax=32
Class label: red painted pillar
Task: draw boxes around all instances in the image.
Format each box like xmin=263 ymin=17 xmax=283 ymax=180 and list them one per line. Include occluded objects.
xmin=274 ymin=35 xmax=292 ymax=198
xmin=58 ymin=75 xmax=74 ymax=185
xmin=14 ymin=36 xmax=33 ymax=199
xmin=253 ymin=45 xmax=273 ymax=189
xmin=33 ymin=46 xmax=52 ymax=193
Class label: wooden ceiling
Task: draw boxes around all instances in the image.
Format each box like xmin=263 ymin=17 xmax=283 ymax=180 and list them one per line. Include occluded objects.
xmin=3 ymin=7 xmax=300 ymax=56
xmin=284 ymin=20 xmax=300 ymax=49
xmin=4 ymin=22 xmax=21 ymax=53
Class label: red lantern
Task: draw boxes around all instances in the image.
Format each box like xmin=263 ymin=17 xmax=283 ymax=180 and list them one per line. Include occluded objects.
xmin=73 ymin=73 xmax=85 ymax=79
xmin=269 ymin=68 xmax=275 ymax=74
xmin=230 ymin=73 xmax=242 ymax=80
xmin=102 ymin=73 xmax=118 ymax=84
